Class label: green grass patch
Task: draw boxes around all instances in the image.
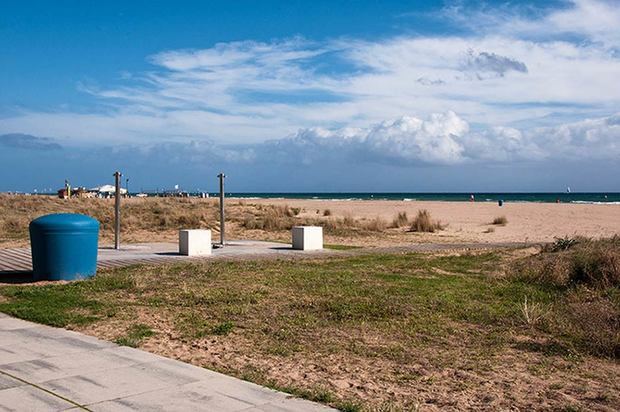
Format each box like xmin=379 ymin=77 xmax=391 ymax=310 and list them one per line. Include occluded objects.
xmin=115 ymin=323 xmax=155 ymax=347
xmin=324 ymin=244 xmax=362 ymax=250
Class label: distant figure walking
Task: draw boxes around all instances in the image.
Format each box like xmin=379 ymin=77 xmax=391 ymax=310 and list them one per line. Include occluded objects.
xmin=470 ymin=194 xmax=475 ymax=202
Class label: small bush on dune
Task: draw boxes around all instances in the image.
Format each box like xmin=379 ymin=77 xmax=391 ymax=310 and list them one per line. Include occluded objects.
xmin=554 ymin=291 xmax=619 ymax=358
xmin=409 ymin=210 xmax=443 ymax=233
xmin=544 ymin=236 xmax=579 ymax=252
xmin=512 ymin=236 xmax=620 ymax=289
xmin=323 ymin=209 xmax=332 ymax=216
xmin=511 ymin=236 xmax=620 ymax=358
xmin=492 ymin=216 xmax=508 ymax=225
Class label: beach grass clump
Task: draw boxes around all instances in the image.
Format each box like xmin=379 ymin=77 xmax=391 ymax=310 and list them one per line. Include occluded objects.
xmin=492 ymin=216 xmax=508 ymax=226
xmin=512 ymin=236 xmax=620 ymax=289
xmin=390 ymin=211 xmax=409 ymax=228
xmin=323 ymin=209 xmax=332 ymax=216
xmin=242 ymin=205 xmax=297 ymax=231
xmin=409 ymin=210 xmax=444 ymax=233
xmin=361 ymin=216 xmax=388 ymax=232
xmin=511 ymin=236 xmax=620 ymax=358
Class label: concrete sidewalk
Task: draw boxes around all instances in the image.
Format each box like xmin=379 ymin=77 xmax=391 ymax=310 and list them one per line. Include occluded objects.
xmin=0 ymin=240 xmax=332 ymax=275
xmin=0 ymin=313 xmax=335 ymax=411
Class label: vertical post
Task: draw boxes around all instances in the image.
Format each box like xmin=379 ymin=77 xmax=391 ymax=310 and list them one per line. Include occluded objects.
xmin=218 ymin=173 xmax=225 ymax=246
xmin=114 ymin=171 xmax=122 ymax=250
xmin=126 ymin=178 xmax=129 ymax=198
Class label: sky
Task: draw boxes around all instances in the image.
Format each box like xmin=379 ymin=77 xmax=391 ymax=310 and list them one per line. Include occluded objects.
xmin=1 ymin=0 xmax=619 ymax=193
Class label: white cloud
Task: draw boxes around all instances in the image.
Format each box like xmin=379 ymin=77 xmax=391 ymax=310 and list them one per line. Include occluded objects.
xmin=0 ymin=0 xmax=619 ymax=153
xmin=255 ymin=111 xmax=620 ymax=166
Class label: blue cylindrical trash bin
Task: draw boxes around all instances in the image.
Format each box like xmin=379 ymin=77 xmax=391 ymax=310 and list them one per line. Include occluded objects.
xmin=29 ymin=213 xmax=99 ymax=281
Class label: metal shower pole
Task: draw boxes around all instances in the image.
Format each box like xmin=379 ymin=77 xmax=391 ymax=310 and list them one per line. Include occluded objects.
xmin=218 ymin=173 xmax=225 ymax=246
xmin=114 ymin=171 xmax=122 ymax=250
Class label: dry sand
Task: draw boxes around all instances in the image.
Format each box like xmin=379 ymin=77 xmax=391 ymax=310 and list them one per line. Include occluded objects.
xmin=247 ymin=198 xmax=620 ymax=244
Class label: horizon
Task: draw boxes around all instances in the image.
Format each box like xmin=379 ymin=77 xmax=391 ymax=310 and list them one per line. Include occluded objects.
xmin=1 ymin=0 xmax=619 ymax=192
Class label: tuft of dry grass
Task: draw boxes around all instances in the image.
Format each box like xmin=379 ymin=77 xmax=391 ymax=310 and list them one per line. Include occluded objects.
xmin=492 ymin=216 xmax=508 ymax=225
xmin=323 ymin=209 xmax=332 ymax=216
xmin=390 ymin=211 xmax=409 ymax=228
xmin=362 ymin=216 xmax=388 ymax=232
xmin=409 ymin=210 xmax=444 ymax=233
xmin=520 ymin=296 xmax=546 ymax=326
xmin=241 ymin=204 xmax=389 ymax=236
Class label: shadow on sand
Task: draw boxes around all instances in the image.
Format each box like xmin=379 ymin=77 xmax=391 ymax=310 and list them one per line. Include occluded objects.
xmin=0 ymin=270 xmax=35 ymax=284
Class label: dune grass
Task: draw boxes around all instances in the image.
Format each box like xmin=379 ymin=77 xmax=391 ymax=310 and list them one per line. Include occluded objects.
xmin=409 ymin=209 xmax=444 ymax=232
xmin=1 ymin=248 xmax=618 ymax=410
xmin=510 ymin=237 xmax=620 ymax=358
xmin=390 ymin=211 xmax=409 ymax=228
xmin=0 ymin=195 xmax=398 ymax=247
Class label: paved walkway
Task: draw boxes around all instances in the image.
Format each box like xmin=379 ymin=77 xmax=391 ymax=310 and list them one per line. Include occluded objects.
xmin=0 ymin=240 xmax=532 ymax=281
xmin=0 ymin=240 xmax=331 ymax=276
xmin=0 ymin=313 xmax=334 ymax=411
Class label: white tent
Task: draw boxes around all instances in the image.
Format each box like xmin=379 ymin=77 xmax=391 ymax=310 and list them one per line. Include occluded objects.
xmin=92 ymin=185 xmax=127 ymax=194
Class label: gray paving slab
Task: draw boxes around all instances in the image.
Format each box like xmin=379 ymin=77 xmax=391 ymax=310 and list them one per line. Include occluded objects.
xmin=0 ymin=384 xmax=76 ymax=411
xmin=0 ymin=374 xmax=23 ymax=390
xmin=88 ymin=383 xmax=255 ymax=412
xmin=0 ymin=316 xmax=336 ymax=411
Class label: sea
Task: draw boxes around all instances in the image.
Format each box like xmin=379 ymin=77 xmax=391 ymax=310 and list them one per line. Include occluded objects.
xmin=223 ymin=192 xmax=620 ymax=204
xmin=19 ymin=191 xmax=620 ymax=204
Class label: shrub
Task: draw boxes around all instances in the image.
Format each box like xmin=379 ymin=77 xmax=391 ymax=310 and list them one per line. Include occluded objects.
xmin=409 ymin=210 xmax=443 ymax=233
xmin=512 ymin=237 xmax=620 ymax=358
xmin=551 ymin=290 xmax=619 ymax=358
xmin=512 ymin=237 xmax=620 ymax=289
xmin=323 ymin=209 xmax=332 ymax=216
xmin=544 ymin=236 xmax=579 ymax=252
xmin=492 ymin=216 xmax=508 ymax=225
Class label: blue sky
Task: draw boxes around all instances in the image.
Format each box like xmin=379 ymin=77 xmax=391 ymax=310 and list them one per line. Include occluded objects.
xmin=1 ymin=0 xmax=619 ymax=192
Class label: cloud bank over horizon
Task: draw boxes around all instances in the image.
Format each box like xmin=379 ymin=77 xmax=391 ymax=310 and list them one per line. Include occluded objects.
xmin=3 ymin=110 xmax=618 ymax=166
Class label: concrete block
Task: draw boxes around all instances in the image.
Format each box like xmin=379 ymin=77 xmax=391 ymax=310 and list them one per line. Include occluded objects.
xmin=179 ymin=229 xmax=212 ymax=256
xmin=291 ymin=226 xmax=323 ymax=250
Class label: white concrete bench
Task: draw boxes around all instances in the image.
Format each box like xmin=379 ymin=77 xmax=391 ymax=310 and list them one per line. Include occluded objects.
xmin=291 ymin=226 xmax=323 ymax=250
xmin=179 ymin=229 xmax=212 ymax=256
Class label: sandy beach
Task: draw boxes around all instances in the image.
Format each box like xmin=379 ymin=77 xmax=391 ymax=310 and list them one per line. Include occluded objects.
xmin=248 ymin=198 xmax=620 ymax=244
xmin=1 ymin=195 xmax=619 ymax=248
